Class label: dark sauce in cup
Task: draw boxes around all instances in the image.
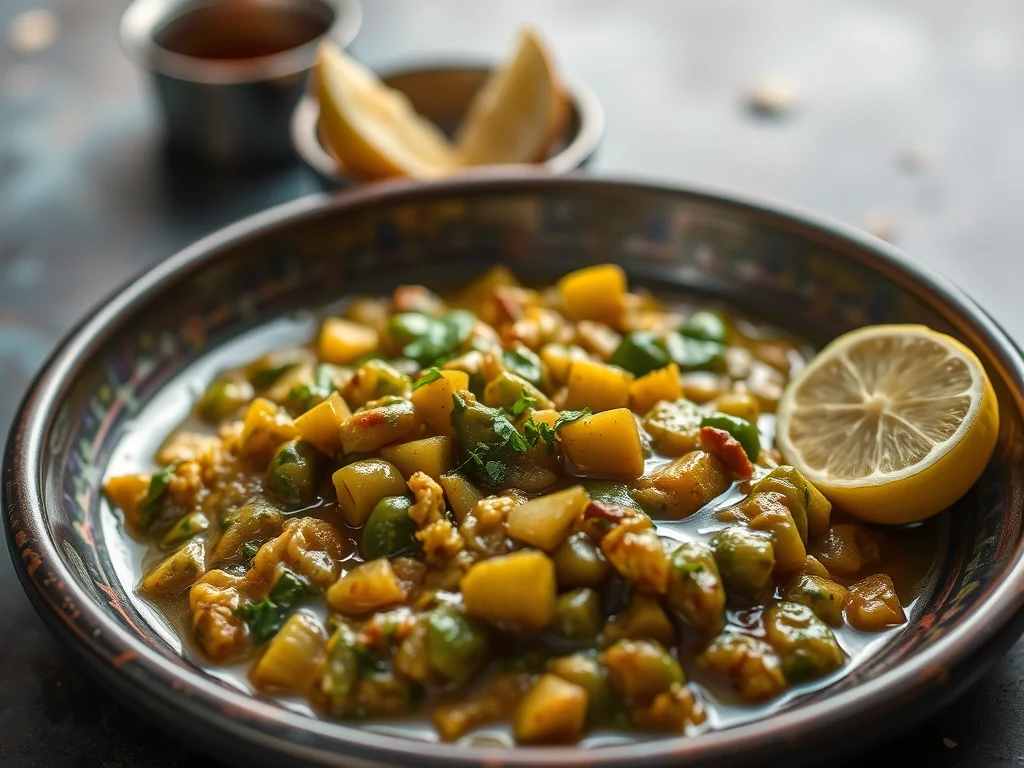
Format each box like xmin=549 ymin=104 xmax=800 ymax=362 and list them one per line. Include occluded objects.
xmin=154 ymin=1 xmax=331 ymax=60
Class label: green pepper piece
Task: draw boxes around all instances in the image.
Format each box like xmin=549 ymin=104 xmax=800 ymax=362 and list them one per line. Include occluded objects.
xmin=663 ymin=333 xmax=726 ymax=373
xmin=265 ymin=439 xmax=325 ymax=508
xmin=503 ymin=345 xmax=544 ymax=387
xmin=711 ymin=527 xmax=775 ymax=598
xmin=547 ymin=653 xmax=613 ymax=722
xmin=764 ymin=601 xmax=845 ymax=683
xmin=666 ymin=541 xmax=726 ymax=634
xmin=700 ymin=412 xmax=761 ymax=461
xmin=426 ymin=605 xmax=490 ymax=684
xmin=584 ymin=481 xmax=643 ymax=512
xmin=362 ymin=495 xmax=420 ymax=560
xmin=552 ymin=532 xmax=612 ymax=589
xmin=609 ymin=332 xmax=671 ymax=377
xmin=680 ymin=310 xmax=728 ymax=344
xmin=160 ymin=511 xmax=211 ymax=548
xmin=197 ymin=376 xmax=255 ymax=422
xmin=550 ymin=587 xmax=602 ymax=643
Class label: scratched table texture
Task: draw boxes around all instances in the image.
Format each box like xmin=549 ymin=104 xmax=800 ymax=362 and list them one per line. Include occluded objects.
xmin=3 ymin=0 xmax=1024 ymax=765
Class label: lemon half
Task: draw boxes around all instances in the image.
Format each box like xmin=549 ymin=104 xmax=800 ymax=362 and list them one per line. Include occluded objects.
xmin=776 ymin=325 xmax=999 ymax=524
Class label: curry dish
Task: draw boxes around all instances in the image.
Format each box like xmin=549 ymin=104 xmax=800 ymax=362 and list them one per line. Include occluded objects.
xmin=104 ymin=264 xmax=925 ymax=745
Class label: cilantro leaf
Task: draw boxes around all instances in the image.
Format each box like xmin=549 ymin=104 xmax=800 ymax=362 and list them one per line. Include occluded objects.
xmin=139 ymin=464 xmax=177 ymax=530
xmin=241 ymin=541 xmax=261 ymax=562
xmin=503 ymin=346 xmax=543 ymax=386
xmin=235 ymin=569 xmax=311 ymax=644
xmin=399 ymin=310 xmax=478 ymax=366
xmin=484 ymin=460 xmax=508 ymax=485
xmin=511 ymin=392 xmax=536 ymax=417
xmin=452 ymin=393 xmax=467 ymax=413
xmin=413 ymin=367 xmax=443 ymax=391
xmin=553 ymin=409 xmax=591 ymax=430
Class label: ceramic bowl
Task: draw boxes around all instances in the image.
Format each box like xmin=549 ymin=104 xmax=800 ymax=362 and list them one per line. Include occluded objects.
xmin=291 ymin=64 xmax=604 ymax=185
xmin=6 ymin=172 xmax=1024 ymax=767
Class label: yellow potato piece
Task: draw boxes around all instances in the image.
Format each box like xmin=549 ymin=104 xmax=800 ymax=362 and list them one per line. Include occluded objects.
xmin=507 ymin=485 xmax=589 ymax=551
xmin=461 ymin=550 xmax=556 ymax=629
xmin=294 ymin=392 xmax=351 ymax=455
xmin=558 ymin=264 xmax=626 ymax=323
xmin=410 ymin=370 xmax=470 ymax=437
xmin=560 ymin=408 xmax=644 ymax=480
xmin=380 ymin=436 xmax=457 ymax=481
xmin=564 ymin=359 xmax=632 ymax=413
xmin=317 ymin=317 xmax=379 ymax=365
xmin=514 ymin=674 xmax=587 ymax=744
xmin=250 ymin=611 xmax=327 ymax=693
xmin=629 ymin=363 xmax=682 ymax=415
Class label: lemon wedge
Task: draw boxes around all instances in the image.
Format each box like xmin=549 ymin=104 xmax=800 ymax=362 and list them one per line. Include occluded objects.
xmin=454 ymin=28 xmax=569 ymax=166
xmin=776 ymin=325 xmax=999 ymax=524
xmin=312 ymin=42 xmax=456 ymax=179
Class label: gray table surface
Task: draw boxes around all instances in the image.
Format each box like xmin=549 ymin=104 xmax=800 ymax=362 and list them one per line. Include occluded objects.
xmin=3 ymin=0 xmax=1024 ymax=765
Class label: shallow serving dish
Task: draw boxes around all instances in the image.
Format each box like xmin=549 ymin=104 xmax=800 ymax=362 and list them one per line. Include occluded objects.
xmin=6 ymin=171 xmax=1024 ymax=767
xmin=291 ymin=65 xmax=604 ymax=186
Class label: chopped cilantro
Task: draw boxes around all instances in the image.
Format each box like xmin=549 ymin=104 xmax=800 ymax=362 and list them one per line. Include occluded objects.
xmin=398 ymin=310 xmax=477 ymax=366
xmin=553 ymin=408 xmax=591 ymax=430
xmin=413 ymin=367 xmax=443 ymax=391
xmin=484 ymin=460 xmax=508 ymax=486
xmin=503 ymin=346 xmax=543 ymax=385
xmin=510 ymin=392 xmax=536 ymax=417
xmin=139 ymin=464 xmax=177 ymax=530
xmin=241 ymin=541 xmax=260 ymax=562
xmin=235 ymin=569 xmax=311 ymax=644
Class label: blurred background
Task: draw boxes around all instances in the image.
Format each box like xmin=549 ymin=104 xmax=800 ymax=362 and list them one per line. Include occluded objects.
xmin=2 ymin=0 xmax=1024 ymax=765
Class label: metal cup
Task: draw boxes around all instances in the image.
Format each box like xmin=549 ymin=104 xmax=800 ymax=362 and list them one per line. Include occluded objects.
xmin=120 ymin=0 xmax=362 ymax=164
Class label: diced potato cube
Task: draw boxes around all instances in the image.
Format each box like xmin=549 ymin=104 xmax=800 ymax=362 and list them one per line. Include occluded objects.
xmin=560 ymin=409 xmax=645 ymax=480
xmin=712 ymin=391 xmax=760 ymax=423
xmin=240 ymin=397 xmax=298 ymax=466
xmin=438 ymin=472 xmax=483 ymax=523
xmin=558 ymin=264 xmax=627 ymax=322
xmin=332 ymin=459 xmax=407 ymax=527
xmin=563 ymin=359 xmax=632 ymax=412
xmin=339 ymin=399 xmax=420 ymax=454
xmin=342 ymin=360 xmax=411 ymax=409
xmin=379 ymin=436 xmax=457 ymax=481
xmin=140 ymin=538 xmax=206 ymax=597
xmin=604 ymin=593 xmax=676 ymax=647
xmin=632 ymin=451 xmax=730 ymax=519
xmin=318 ymin=318 xmax=379 ymax=365
xmin=250 ymin=611 xmax=327 ymax=693
xmin=629 ymin=363 xmax=682 ymax=415
xmin=410 ymin=370 xmax=470 ymax=437
xmin=844 ymin=574 xmax=907 ymax=631
xmin=507 ymin=485 xmax=589 ymax=551
xmin=103 ymin=473 xmax=151 ymax=527
xmin=461 ymin=551 xmax=556 ymax=630
xmin=327 ymin=559 xmax=407 ymax=615
xmin=540 ymin=343 xmax=590 ymax=384
xmin=294 ymin=392 xmax=351 ymax=455
xmin=514 ymin=674 xmax=588 ymax=744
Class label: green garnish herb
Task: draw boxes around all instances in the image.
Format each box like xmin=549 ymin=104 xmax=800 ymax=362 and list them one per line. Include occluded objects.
xmin=241 ymin=541 xmax=261 ymax=562
xmin=510 ymin=392 xmax=536 ymax=417
xmin=413 ymin=367 xmax=443 ymax=391
xmin=139 ymin=464 xmax=177 ymax=530
xmin=503 ymin=346 xmax=543 ymax=386
xmin=522 ymin=408 xmax=591 ymax=455
xmin=235 ymin=569 xmax=311 ymax=644
xmin=396 ymin=310 xmax=477 ymax=367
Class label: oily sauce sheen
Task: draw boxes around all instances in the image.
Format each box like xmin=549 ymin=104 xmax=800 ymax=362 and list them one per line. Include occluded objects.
xmin=102 ymin=266 xmax=944 ymax=746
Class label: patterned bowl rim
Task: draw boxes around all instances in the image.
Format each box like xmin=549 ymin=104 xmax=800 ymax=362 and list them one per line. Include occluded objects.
xmin=7 ymin=168 xmax=1024 ymax=766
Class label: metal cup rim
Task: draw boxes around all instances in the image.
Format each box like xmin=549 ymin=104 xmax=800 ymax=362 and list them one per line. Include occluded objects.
xmin=119 ymin=0 xmax=363 ymax=85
